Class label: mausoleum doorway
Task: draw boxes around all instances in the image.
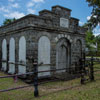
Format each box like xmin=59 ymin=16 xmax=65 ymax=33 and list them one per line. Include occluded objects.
xmin=56 ymin=38 xmax=71 ymax=72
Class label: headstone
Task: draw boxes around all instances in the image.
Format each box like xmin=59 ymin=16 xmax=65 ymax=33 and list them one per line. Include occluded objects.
xmin=8 ymin=38 xmax=15 ymax=74
xmin=38 ymin=36 xmax=50 ymax=77
xmin=2 ymin=39 xmax=7 ymax=71
xmin=18 ymin=36 xmax=26 ymax=74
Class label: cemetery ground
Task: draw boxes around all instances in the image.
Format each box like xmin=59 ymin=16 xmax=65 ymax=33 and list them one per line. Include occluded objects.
xmin=0 ymin=64 xmax=100 ymax=100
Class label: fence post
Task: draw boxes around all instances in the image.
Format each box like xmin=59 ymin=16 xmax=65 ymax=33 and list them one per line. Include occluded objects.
xmin=13 ymin=73 xmax=18 ymax=83
xmin=33 ymin=60 xmax=39 ymax=97
xmin=80 ymin=57 xmax=85 ymax=84
xmin=90 ymin=56 xmax=94 ymax=81
xmin=79 ymin=58 xmax=82 ymax=71
xmin=80 ymin=73 xmax=85 ymax=84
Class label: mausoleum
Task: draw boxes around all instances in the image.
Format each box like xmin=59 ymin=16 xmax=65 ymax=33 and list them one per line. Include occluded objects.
xmin=0 ymin=5 xmax=86 ymax=78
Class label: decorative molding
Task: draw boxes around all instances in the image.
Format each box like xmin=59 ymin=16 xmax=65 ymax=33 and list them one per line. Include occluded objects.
xmin=55 ymin=34 xmax=73 ymax=43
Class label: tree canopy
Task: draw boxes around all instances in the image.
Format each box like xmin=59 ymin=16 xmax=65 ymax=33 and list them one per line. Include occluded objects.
xmin=86 ymin=0 xmax=100 ymax=29
xmin=86 ymin=30 xmax=95 ymax=50
xmin=3 ymin=18 xmax=16 ymax=25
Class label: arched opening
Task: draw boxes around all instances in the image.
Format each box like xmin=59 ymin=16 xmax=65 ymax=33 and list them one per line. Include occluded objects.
xmin=38 ymin=36 xmax=50 ymax=77
xmin=2 ymin=39 xmax=7 ymax=71
xmin=56 ymin=38 xmax=71 ymax=72
xmin=18 ymin=36 xmax=26 ymax=74
xmin=8 ymin=38 xmax=15 ymax=74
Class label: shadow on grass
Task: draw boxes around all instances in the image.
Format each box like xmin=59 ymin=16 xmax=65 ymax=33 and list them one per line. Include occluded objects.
xmin=38 ymin=84 xmax=81 ymax=98
xmin=38 ymin=77 xmax=100 ymax=98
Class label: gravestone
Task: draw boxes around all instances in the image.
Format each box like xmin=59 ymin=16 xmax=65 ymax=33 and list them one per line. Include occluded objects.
xmin=2 ymin=39 xmax=7 ymax=71
xmin=8 ymin=38 xmax=15 ymax=74
xmin=38 ymin=36 xmax=50 ymax=77
xmin=18 ymin=36 xmax=26 ymax=74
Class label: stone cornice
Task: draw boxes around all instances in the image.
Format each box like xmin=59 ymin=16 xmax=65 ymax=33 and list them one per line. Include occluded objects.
xmin=0 ymin=24 xmax=86 ymax=37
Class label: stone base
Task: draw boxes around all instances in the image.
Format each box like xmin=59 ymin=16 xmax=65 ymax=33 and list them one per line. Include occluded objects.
xmin=53 ymin=72 xmax=81 ymax=81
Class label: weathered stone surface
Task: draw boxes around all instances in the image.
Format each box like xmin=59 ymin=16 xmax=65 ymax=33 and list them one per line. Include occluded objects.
xmin=0 ymin=5 xmax=86 ymax=78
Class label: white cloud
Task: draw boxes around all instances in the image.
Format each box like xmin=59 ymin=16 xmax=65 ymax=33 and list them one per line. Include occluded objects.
xmin=32 ymin=0 xmax=44 ymax=3
xmin=93 ymin=15 xmax=97 ymax=18
xmin=27 ymin=0 xmax=44 ymax=8
xmin=4 ymin=11 xmax=25 ymax=19
xmin=98 ymin=23 xmax=100 ymax=26
xmin=11 ymin=3 xmax=20 ymax=8
xmin=79 ymin=21 xmax=84 ymax=26
xmin=87 ymin=16 xmax=91 ymax=20
xmin=94 ymin=32 xmax=100 ymax=37
xmin=0 ymin=3 xmax=20 ymax=14
xmin=27 ymin=8 xmax=36 ymax=14
xmin=87 ymin=15 xmax=97 ymax=21
xmin=27 ymin=2 xmax=34 ymax=7
xmin=8 ymin=0 xmax=15 ymax=2
xmin=93 ymin=28 xmax=100 ymax=33
xmin=93 ymin=27 xmax=100 ymax=36
xmin=0 ymin=7 xmax=9 ymax=13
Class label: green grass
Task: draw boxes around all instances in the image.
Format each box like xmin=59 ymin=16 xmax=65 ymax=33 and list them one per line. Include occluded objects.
xmin=0 ymin=64 xmax=100 ymax=100
xmin=86 ymin=56 xmax=100 ymax=58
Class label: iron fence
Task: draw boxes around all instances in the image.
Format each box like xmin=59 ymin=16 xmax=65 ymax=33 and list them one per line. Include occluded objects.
xmin=0 ymin=56 xmax=99 ymax=97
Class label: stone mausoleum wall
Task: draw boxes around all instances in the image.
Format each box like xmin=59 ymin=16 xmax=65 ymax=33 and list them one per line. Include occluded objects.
xmin=0 ymin=5 xmax=86 ymax=78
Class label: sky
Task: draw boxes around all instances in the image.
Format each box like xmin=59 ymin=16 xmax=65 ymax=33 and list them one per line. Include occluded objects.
xmin=0 ymin=0 xmax=99 ymax=35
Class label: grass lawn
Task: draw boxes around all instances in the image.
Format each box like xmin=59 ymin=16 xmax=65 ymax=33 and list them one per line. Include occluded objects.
xmin=0 ymin=64 xmax=100 ymax=100
xmin=86 ymin=56 xmax=100 ymax=58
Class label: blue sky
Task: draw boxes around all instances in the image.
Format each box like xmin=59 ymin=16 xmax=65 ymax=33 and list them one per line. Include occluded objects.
xmin=0 ymin=0 xmax=99 ymax=35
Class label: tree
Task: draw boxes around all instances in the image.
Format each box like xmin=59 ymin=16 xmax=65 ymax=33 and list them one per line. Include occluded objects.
xmin=86 ymin=30 xmax=96 ymax=50
xmin=86 ymin=0 xmax=100 ymax=29
xmin=94 ymin=35 xmax=100 ymax=51
xmin=82 ymin=24 xmax=95 ymax=46
xmin=3 ymin=18 xmax=16 ymax=25
xmin=86 ymin=30 xmax=95 ymax=44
